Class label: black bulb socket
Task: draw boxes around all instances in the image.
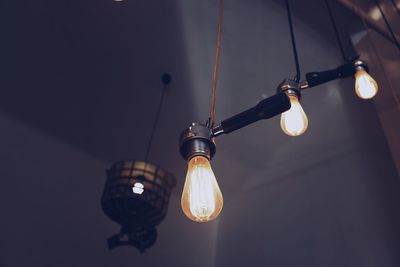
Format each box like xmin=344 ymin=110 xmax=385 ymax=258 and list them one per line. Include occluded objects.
xmin=179 ymin=123 xmax=216 ymax=161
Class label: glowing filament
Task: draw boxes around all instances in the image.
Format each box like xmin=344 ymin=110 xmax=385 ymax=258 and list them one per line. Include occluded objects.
xmin=280 ymin=94 xmax=308 ymax=136
xmin=181 ymin=156 xmax=223 ymax=222
xmin=355 ymin=69 xmax=378 ymax=100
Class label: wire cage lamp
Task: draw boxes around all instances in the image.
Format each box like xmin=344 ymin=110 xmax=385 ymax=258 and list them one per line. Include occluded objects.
xmin=102 ymin=160 xmax=176 ymax=252
xmin=101 ymin=74 xmax=176 ymax=253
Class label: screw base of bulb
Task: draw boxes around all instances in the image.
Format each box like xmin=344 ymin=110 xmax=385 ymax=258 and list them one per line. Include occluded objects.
xmin=277 ymin=78 xmax=301 ymax=99
xmin=353 ymin=60 xmax=369 ymax=72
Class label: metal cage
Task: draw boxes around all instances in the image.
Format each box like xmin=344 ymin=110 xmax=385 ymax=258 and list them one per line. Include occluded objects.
xmin=101 ymin=160 xmax=176 ymax=252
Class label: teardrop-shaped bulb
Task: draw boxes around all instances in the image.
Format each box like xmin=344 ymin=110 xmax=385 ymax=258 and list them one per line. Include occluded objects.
xmin=280 ymin=94 xmax=308 ymax=136
xmin=181 ymin=156 xmax=223 ymax=222
xmin=355 ymin=69 xmax=378 ymax=99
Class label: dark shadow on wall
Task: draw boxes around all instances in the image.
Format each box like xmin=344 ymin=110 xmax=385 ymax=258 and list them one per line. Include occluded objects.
xmin=0 ymin=0 xmax=199 ymax=266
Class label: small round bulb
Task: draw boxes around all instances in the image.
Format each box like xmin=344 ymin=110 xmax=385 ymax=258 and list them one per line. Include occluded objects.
xmin=354 ymin=69 xmax=378 ymax=100
xmin=280 ymin=94 xmax=308 ymax=136
xmin=181 ymin=156 xmax=223 ymax=222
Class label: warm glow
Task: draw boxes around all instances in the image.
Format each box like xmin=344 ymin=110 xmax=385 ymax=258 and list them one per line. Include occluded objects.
xmin=181 ymin=156 xmax=223 ymax=222
xmin=369 ymin=7 xmax=382 ymax=21
xmin=132 ymin=182 xmax=144 ymax=194
xmin=355 ymin=69 xmax=378 ymax=100
xmin=280 ymin=94 xmax=308 ymax=136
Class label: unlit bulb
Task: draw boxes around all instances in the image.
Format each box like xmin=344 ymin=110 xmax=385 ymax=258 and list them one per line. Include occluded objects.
xmin=181 ymin=156 xmax=223 ymax=222
xmin=354 ymin=69 xmax=378 ymax=100
xmin=280 ymin=94 xmax=308 ymax=136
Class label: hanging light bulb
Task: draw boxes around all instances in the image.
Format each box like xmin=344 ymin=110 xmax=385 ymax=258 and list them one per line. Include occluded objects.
xmin=280 ymin=94 xmax=308 ymax=136
xmin=354 ymin=68 xmax=378 ymax=100
xmin=181 ymin=156 xmax=223 ymax=222
xmin=179 ymin=123 xmax=223 ymax=222
xmin=278 ymin=80 xmax=308 ymax=137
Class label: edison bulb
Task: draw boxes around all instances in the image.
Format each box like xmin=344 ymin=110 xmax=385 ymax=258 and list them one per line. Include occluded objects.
xmin=280 ymin=94 xmax=308 ymax=136
xmin=181 ymin=156 xmax=223 ymax=222
xmin=355 ymin=69 xmax=378 ymax=99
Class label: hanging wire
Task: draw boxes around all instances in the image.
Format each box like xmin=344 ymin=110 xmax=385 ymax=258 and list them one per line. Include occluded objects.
xmin=325 ymin=0 xmax=351 ymax=62
xmin=374 ymin=0 xmax=400 ymax=52
xmin=390 ymin=0 xmax=400 ymax=18
xmin=285 ymin=0 xmax=301 ymax=82
xmin=352 ymin=0 xmax=400 ymax=112
xmin=144 ymin=74 xmax=171 ymax=162
xmin=208 ymin=0 xmax=224 ymax=127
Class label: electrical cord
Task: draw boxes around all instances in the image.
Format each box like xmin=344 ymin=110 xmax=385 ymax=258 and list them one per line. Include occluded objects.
xmin=208 ymin=0 xmax=224 ymax=127
xmin=285 ymin=0 xmax=301 ymax=83
xmin=325 ymin=0 xmax=351 ymax=62
xmin=144 ymin=74 xmax=171 ymax=162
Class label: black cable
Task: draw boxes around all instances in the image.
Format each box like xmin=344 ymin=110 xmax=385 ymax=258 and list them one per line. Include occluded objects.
xmin=285 ymin=0 xmax=301 ymax=82
xmin=390 ymin=0 xmax=400 ymax=18
xmin=144 ymin=74 xmax=171 ymax=162
xmin=325 ymin=0 xmax=349 ymax=62
xmin=374 ymin=0 xmax=400 ymax=52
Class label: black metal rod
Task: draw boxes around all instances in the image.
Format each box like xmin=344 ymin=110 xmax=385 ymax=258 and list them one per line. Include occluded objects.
xmin=213 ymin=93 xmax=291 ymax=135
xmin=305 ymin=62 xmax=356 ymax=88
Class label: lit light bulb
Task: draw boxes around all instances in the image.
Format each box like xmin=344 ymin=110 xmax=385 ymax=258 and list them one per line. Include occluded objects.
xmin=280 ymin=94 xmax=308 ymax=136
xmin=132 ymin=182 xmax=144 ymax=195
xmin=181 ymin=156 xmax=223 ymax=222
xmin=354 ymin=69 xmax=378 ymax=99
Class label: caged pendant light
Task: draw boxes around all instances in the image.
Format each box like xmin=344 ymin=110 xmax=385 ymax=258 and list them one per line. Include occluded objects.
xmin=102 ymin=74 xmax=176 ymax=252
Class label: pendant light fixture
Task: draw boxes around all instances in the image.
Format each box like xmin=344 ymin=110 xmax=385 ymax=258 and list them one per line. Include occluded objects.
xmin=179 ymin=96 xmax=291 ymax=222
xmin=177 ymin=0 xmax=389 ymax=223
xmin=352 ymin=0 xmax=400 ymax=110
xmin=180 ymin=0 xmax=225 ymax=223
xmin=300 ymin=0 xmax=379 ymax=100
xmin=279 ymin=0 xmax=308 ymax=137
xmin=330 ymin=0 xmax=379 ymax=99
xmin=102 ymin=74 xmax=176 ymax=252
xmin=354 ymin=61 xmax=379 ymax=99
xmin=278 ymin=79 xmax=308 ymax=136
xmin=180 ymin=123 xmax=222 ymax=222
xmin=277 ymin=0 xmax=380 ymax=101
xmin=179 ymin=0 xmax=293 ymax=222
